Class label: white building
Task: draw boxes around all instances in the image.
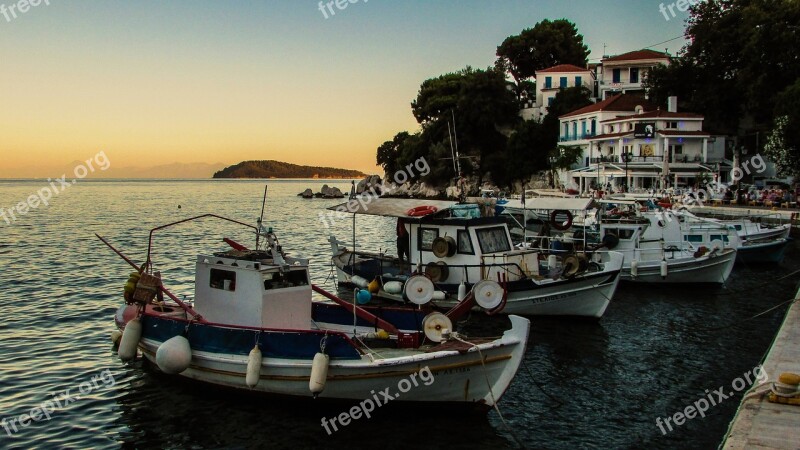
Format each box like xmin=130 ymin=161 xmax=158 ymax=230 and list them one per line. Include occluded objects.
xmin=561 ymin=96 xmax=733 ymax=193
xmin=596 ymin=49 xmax=670 ymax=100
xmin=520 ymin=64 xmax=595 ymax=121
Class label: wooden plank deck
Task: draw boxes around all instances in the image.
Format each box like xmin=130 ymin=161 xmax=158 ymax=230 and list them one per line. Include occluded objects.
xmin=721 ymin=290 xmax=800 ymax=449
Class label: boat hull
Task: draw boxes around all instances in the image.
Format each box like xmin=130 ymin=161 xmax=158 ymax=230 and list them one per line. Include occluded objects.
xmin=336 ymin=266 xmax=621 ymax=319
xmin=131 ymin=313 xmax=530 ymax=409
xmin=736 ymin=239 xmax=790 ymax=264
xmin=617 ymin=249 xmax=736 ymax=284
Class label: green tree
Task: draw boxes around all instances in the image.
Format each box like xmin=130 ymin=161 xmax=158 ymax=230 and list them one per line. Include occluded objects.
xmin=644 ymin=0 xmax=800 ymax=140
xmin=496 ymin=19 xmax=590 ymax=100
xmin=376 ymin=131 xmax=411 ymax=175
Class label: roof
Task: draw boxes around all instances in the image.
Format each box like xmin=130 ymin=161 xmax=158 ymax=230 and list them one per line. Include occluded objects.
xmin=560 ymin=94 xmax=655 ymax=119
xmin=537 ymin=64 xmax=590 ymax=74
xmin=601 ymin=110 xmax=704 ymax=123
xmin=603 ymin=49 xmax=671 ymax=63
xmin=502 ymin=197 xmax=595 ymax=212
xmin=327 ymin=198 xmax=458 ymax=218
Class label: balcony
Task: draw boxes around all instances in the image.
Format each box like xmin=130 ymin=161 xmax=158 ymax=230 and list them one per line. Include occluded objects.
xmin=560 ymin=132 xmax=596 ymax=142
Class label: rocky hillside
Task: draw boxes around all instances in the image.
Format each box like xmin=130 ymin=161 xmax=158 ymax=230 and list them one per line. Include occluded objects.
xmin=213 ymin=160 xmax=366 ymax=179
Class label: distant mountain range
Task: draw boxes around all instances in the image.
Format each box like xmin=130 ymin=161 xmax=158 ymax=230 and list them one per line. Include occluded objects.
xmin=212 ymin=160 xmax=366 ymax=179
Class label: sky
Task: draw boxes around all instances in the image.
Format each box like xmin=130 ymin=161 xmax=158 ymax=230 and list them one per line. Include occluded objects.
xmin=0 ymin=0 xmax=690 ymax=178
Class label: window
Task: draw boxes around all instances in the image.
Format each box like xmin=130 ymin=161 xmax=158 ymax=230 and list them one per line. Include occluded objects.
xmin=418 ymin=228 xmax=439 ymax=251
xmin=475 ymin=227 xmax=511 ymax=253
xmin=612 ymin=68 xmax=621 ymax=83
xmin=671 ymin=145 xmax=684 ymax=154
xmin=572 ymin=122 xmax=578 ymax=138
xmin=630 ymin=68 xmax=639 ymax=84
xmin=545 ymin=76 xmax=552 ymax=89
xmin=210 ymin=269 xmax=236 ymax=291
xmin=575 ymin=76 xmax=582 ymax=87
xmin=264 ymin=270 xmax=309 ymax=290
xmin=605 ymin=228 xmax=635 ymax=240
xmin=548 ymin=97 xmax=554 ymax=107
xmin=710 ymin=235 xmax=730 ymax=243
xmin=666 ymin=121 xmax=678 ymax=129
xmin=685 ymin=235 xmax=703 ymax=243
xmin=591 ymin=119 xmax=596 ymax=135
xmin=457 ymin=230 xmax=474 ymax=254
xmin=560 ymin=77 xmax=568 ymax=88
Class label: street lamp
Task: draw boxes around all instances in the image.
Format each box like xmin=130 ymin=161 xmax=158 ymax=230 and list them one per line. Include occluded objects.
xmin=623 ymin=151 xmax=632 ymax=193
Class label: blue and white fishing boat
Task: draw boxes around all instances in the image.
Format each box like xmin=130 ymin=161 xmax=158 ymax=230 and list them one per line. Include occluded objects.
xmin=100 ymin=194 xmax=529 ymax=410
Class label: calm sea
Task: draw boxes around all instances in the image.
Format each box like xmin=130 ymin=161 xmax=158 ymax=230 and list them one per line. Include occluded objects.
xmin=0 ymin=179 xmax=796 ymax=449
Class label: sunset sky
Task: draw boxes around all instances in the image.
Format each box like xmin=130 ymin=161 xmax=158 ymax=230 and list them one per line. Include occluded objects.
xmin=0 ymin=0 xmax=688 ymax=178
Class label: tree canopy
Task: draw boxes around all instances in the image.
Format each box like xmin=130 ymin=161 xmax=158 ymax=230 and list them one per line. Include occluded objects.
xmin=496 ymin=19 xmax=589 ymax=100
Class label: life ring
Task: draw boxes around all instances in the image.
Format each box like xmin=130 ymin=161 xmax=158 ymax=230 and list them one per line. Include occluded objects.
xmin=407 ymin=205 xmax=438 ymax=217
xmin=550 ymin=210 xmax=573 ymax=231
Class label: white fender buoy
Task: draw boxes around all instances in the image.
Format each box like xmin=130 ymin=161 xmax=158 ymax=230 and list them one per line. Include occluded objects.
xmin=383 ymin=281 xmax=403 ymax=295
xmin=457 ymin=281 xmax=467 ymax=302
xmin=660 ymin=260 xmax=668 ymax=279
xmin=547 ymin=255 xmax=558 ymax=269
xmin=630 ymin=260 xmax=639 ymax=278
xmin=350 ymin=275 xmax=369 ymax=289
xmin=246 ymin=345 xmax=262 ymax=388
xmin=432 ymin=291 xmax=446 ymax=301
xmin=156 ymin=335 xmax=192 ymax=374
xmin=111 ymin=330 xmax=123 ymax=346
xmin=309 ymin=352 xmax=330 ymax=397
xmin=118 ymin=318 xmax=142 ymax=361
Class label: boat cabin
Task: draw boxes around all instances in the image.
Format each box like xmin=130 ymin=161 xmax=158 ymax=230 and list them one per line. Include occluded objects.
xmin=194 ymin=254 xmax=311 ymax=329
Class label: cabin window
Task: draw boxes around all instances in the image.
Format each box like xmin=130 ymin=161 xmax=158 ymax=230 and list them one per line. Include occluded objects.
xmin=475 ymin=227 xmax=511 ymax=253
xmin=734 ymin=225 xmax=743 ymax=231
xmin=418 ymin=228 xmax=439 ymax=252
xmin=710 ymin=235 xmax=729 ymax=243
xmin=264 ymin=270 xmax=308 ymax=290
xmin=210 ymin=269 xmax=236 ymax=291
xmin=684 ymin=235 xmax=703 ymax=243
xmin=457 ymin=230 xmax=474 ymax=254
xmin=606 ymin=228 xmax=635 ymax=240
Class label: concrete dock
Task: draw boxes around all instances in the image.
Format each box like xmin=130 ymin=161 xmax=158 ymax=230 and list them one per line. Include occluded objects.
xmin=722 ymin=290 xmax=800 ymax=449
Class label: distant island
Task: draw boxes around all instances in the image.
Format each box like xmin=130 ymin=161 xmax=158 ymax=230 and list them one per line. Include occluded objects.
xmin=212 ymin=160 xmax=367 ymax=179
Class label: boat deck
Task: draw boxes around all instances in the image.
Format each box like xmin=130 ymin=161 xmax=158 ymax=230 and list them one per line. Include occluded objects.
xmin=721 ymin=289 xmax=800 ymax=449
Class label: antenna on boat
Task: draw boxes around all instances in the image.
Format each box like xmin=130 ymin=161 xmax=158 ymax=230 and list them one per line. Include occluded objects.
xmin=447 ymin=121 xmax=458 ymax=175
xmin=256 ymin=185 xmax=268 ymax=250
xmin=451 ymin=109 xmax=462 ymax=175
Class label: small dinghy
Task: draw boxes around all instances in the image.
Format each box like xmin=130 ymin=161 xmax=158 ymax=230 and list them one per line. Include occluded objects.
xmin=99 ymin=189 xmax=529 ymax=411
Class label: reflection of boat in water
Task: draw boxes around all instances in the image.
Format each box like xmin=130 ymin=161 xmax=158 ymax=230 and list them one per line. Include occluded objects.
xmin=99 ymin=189 xmax=529 ymax=410
xmin=329 ymin=198 xmax=623 ymax=319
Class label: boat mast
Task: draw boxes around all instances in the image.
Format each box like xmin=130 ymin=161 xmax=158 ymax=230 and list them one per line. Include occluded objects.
xmin=256 ymin=185 xmax=268 ymax=250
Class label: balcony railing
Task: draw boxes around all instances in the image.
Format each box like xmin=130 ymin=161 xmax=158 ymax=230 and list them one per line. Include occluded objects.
xmin=560 ymin=132 xmax=596 ymax=142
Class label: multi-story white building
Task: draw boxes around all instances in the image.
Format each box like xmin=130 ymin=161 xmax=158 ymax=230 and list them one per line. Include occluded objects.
xmin=560 ymin=96 xmax=733 ymax=193
xmin=596 ymin=49 xmax=670 ymax=100
xmin=520 ymin=64 xmax=595 ymax=121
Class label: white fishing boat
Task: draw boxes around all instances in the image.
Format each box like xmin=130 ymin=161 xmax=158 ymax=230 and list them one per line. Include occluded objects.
xmin=99 ymin=193 xmax=529 ymax=410
xmin=638 ymin=208 xmax=789 ymax=264
xmin=500 ymin=197 xmax=736 ymax=284
xmin=329 ymin=198 xmax=623 ymax=319
xmin=595 ymin=202 xmax=737 ymax=283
